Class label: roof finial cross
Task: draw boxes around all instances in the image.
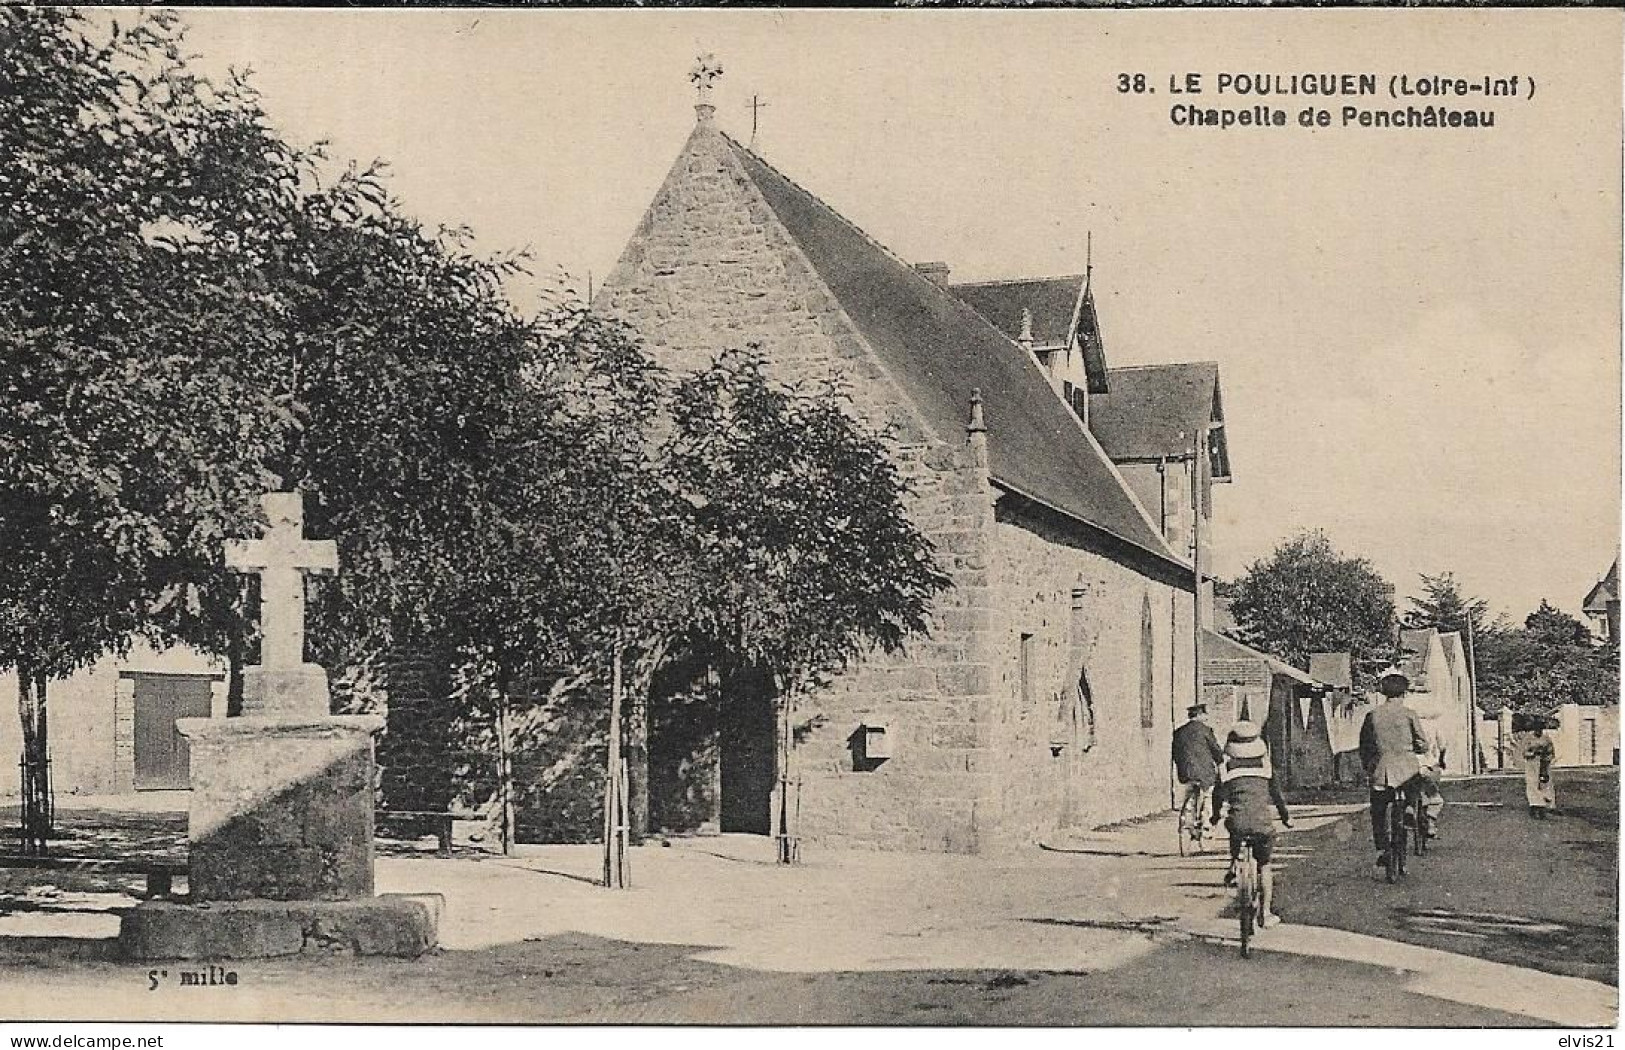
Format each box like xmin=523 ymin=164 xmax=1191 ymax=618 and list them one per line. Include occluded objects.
xmin=748 ymin=93 xmax=768 ymax=147
xmin=691 ymin=53 xmax=723 ymax=121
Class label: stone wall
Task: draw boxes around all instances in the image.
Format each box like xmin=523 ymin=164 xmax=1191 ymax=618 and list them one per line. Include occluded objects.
xmin=985 ymin=499 xmax=1194 ymax=845
xmin=596 ymin=118 xmax=1004 ymax=852
xmin=781 ymin=439 xmax=997 ymax=853
xmin=378 ymin=654 xmax=460 ymax=815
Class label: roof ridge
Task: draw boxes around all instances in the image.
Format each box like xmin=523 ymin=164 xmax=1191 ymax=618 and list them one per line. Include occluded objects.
xmin=722 ymin=134 xmax=1095 ymax=369
xmin=1107 ymin=361 xmax=1222 ymax=373
xmin=949 ymin=274 xmax=1088 ymax=289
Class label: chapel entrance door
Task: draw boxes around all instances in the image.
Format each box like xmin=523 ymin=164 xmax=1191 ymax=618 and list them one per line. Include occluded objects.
xmin=132 ymin=674 xmax=214 ymax=790
xmin=719 ymin=665 xmax=776 ymax=835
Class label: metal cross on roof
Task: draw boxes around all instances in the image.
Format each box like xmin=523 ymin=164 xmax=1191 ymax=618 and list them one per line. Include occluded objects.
xmin=748 ymin=93 xmax=768 ymax=146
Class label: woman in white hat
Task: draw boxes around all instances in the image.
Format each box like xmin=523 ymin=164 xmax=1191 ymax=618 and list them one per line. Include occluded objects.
xmin=1213 ymin=719 xmax=1293 ymax=928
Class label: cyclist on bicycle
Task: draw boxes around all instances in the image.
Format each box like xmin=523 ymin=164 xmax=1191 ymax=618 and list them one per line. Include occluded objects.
xmin=1417 ymin=720 xmax=1447 ymax=840
xmin=1358 ymin=665 xmax=1429 ymax=868
xmin=1172 ymin=702 xmax=1223 ymax=827
xmin=1211 ymin=719 xmax=1292 ymax=928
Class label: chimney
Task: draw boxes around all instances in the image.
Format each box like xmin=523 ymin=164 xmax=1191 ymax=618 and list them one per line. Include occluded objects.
xmin=914 ymin=261 xmax=951 ymax=286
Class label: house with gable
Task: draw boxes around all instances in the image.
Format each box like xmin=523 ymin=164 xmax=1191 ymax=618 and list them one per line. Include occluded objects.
xmin=1200 ymin=630 xmax=1335 ymax=790
xmin=1399 ymin=627 xmax=1478 ymax=779
xmin=946 ymin=280 xmax=1233 ymax=619
xmin=1582 ymin=556 xmax=1620 ymax=643
xmin=1436 ymin=631 xmax=1480 ymax=774
xmin=595 ymin=95 xmax=1205 ymax=852
xmin=1088 ymin=363 xmax=1230 ymax=620
xmin=1310 ymin=652 xmax=1372 ymax=784
xmin=947 ymin=273 xmax=1107 ymax=426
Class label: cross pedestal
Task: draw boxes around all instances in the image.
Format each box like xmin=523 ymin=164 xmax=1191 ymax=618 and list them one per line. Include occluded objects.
xmin=121 ymin=491 xmax=439 ymax=961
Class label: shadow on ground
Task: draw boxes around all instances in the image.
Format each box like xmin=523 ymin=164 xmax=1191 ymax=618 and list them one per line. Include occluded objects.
xmin=0 ymin=928 xmax=1544 ymax=1026
xmin=1277 ymin=769 xmax=1617 ymax=987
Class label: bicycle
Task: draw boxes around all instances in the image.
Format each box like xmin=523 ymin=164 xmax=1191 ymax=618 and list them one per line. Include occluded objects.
xmin=1381 ymin=783 xmax=1411 ymax=883
xmin=1235 ymin=836 xmax=1266 ymax=958
xmin=1177 ymin=785 xmax=1210 ymax=857
xmin=1410 ymin=789 xmax=1428 ymax=857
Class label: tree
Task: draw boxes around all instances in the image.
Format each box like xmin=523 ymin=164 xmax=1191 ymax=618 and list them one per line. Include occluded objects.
xmin=0 ymin=9 xmax=568 ymax=848
xmin=652 ymin=350 xmax=949 ymax=859
xmin=1229 ymin=529 xmax=1397 ymax=688
xmin=1523 ymin=601 xmax=1595 ymax=650
xmin=2 ymin=12 xmax=952 ymax=867
xmin=660 ymin=351 xmax=948 ymax=695
xmin=1404 ymin=572 xmax=1491 ymax=637
xmin=1 ymin=9 xmax=297 ymax=846
xmin=1473 ymin=600 xmax=1619 ymax=713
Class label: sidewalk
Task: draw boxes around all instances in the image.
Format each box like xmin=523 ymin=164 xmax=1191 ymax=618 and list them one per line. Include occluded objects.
xmin=375 ymin=833 xmax=1178 ymax=974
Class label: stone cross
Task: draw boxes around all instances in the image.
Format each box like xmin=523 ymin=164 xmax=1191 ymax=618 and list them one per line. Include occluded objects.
xmin=225 ymin=492 xmax=337 ymax=670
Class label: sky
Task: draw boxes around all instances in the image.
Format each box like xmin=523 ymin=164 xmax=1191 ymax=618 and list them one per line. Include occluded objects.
xmin=171 ymin=9 xmax=1623 ymax=623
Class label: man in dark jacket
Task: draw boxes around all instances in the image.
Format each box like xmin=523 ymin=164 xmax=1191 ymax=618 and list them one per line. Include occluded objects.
xmin=1172 ymin=703 xmax=1224 ymax=825
xmin=1359 ymin=665 xmax=1429 ymax=866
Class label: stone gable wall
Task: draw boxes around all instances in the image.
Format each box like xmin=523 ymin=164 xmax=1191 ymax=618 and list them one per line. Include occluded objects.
xmin=596 ymin=120 xmax=1192 ymax=851
xmin=597 ymin=121 xmax=999 ymax=851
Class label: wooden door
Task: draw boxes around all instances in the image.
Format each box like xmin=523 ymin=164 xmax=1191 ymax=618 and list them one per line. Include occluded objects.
xmin=132 ymin=674 xmax=214 ymax=790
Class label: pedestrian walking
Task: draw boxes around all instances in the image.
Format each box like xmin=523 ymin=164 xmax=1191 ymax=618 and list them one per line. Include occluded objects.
xmin=1524 ymin=717 xmax=1558 ymax=818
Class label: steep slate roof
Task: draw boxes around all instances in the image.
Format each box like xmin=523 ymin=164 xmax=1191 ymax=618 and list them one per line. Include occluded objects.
xmin=948 ymin=276 xmax=1109 ymax=393
xmin=1583 ymin=557 xmax=1619 ymax=614
xmin=721 ymin=135 xmax=1183 ymax=575
xmin=950 ymin=276 xmax=1083 ymax=350
xmin=1202 ymin=629 xmax=1318 ymax=686
xmin=1399 ymin=627 xmax=1437 ymax=689
xmin=1438 ymin=632 xmax=1466 ymax=678
xmin=1088 ymin=362 xmax=1232 ymax=479
xmin=1309 ymin=652 xmax=1353 ymax=690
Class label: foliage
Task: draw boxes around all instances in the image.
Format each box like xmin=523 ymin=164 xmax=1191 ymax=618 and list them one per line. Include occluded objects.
xmin=658 ymin=350 xmax=949 ymax=696
xmin=1475 ymin=601 xmax=1618 ymax=714
xmin=1227 ymin=529 xmax=1397 ymax=689
xmin=0 ymin=9 xmax=292 ymax=685
xmin=1403 ymin=572 xmax=1491 ymax=639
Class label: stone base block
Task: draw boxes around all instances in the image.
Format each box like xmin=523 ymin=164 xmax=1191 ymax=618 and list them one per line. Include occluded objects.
xmin=176 ymin=715 xmax=384 ymax=901
xmin=240 ymin=664 xmax=331 ymax=718
xmin=118 ymin=894 xmax=441 ymax=960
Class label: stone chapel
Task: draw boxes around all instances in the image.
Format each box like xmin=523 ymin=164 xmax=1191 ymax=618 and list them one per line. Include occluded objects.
xmin=593 ymin=95 xmax=1230 ymax=853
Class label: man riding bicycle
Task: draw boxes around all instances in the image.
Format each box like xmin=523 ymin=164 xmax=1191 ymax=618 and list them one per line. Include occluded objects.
xmin=1212 ymin=719 xmax=1292 ymax=928
xmin=1172 ymin=702 xmax=1223 ymax=829
xmin=1359 ymin=665 xmax=1429 ymax=868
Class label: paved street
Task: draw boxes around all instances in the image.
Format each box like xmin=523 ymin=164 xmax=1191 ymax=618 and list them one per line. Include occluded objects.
xmin=0 ymin=769 xmax=1613 ymax=1025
